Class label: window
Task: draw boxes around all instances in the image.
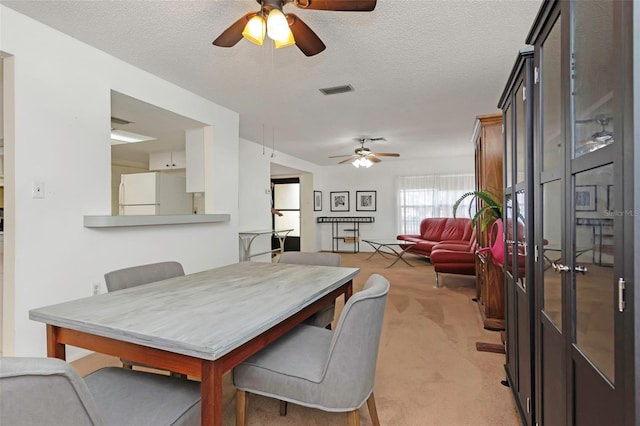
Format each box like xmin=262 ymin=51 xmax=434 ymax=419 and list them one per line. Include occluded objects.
xmin=397 ymin=174 xmax=475 ymax=234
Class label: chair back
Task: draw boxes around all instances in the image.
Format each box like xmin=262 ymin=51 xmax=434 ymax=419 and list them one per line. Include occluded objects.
xmin=279 ymin=251 xmax=341 ymax=267
xmin=478 ymin=219 xmax=505 ymax=266
xmin=0 ymin=357 xmax=103 ymax=426
xmin=104 ymin=261 xmax=185 ymax=292
xmin=320 ymin=274 xmax=390 ymax=409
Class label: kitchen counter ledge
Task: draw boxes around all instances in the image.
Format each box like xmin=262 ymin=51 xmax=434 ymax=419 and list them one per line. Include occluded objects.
xmin=83 ymin=214 xmax=230 ymax=228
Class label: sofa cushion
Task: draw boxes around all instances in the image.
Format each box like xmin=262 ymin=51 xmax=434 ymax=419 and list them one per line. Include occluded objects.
xmin=430 ymin=249 xmax=476 ymax=264
xmin=396 ymin=235 xmax=423 ymax=244
xmin=433 ymin=242 xmax=473 ymax=252
xmin=421 ymin=218 xmax=447 ymax=241
xmin=440 ymin=218 xmax=470 ymax=241
xmin=430 ymin=247 xmax=476 ymax=276
xmin=412 ymin=241 xmax=439 ymax=254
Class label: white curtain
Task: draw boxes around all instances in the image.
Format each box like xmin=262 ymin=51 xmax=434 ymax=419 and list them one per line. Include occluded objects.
xmin=396 ymin=174 xmax=475 ymax=235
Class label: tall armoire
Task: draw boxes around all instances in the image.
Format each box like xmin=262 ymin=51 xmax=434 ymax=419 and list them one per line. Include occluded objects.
xmin=472 ymin=113 xmax=504 ymax=331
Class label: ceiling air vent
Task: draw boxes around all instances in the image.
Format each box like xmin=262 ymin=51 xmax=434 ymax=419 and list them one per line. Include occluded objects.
xmin=319 ymin=84 xmax=354 ymax=96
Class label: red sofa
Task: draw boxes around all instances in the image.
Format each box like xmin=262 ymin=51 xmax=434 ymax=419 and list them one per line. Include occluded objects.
xmin=429 ymin=237 xmax=477 ymax=287
xmin=397 ymin=217 xmax=474 ymax=257
xmin=397 ymin=218 xmax=477 ymax=288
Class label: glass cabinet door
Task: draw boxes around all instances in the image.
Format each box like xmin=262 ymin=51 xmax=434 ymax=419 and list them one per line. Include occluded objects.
xmin=536 ymin=11 xmax=566 ymax=426
xmin=568 ymin=1 xmax=622 ymax=424
xmin=573 ymin=1 xmax=614 ymax=158
xmin=573 ymin=166 xmax=615 ymax=383
xmin=541 ymin=19 xmax=563 ymax=172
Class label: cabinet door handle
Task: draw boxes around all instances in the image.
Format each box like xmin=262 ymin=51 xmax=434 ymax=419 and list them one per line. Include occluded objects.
xmin=552 ymin=262 xmax=570 ymax=273
xmin=574 ymin=265 xmax=588 ymax=274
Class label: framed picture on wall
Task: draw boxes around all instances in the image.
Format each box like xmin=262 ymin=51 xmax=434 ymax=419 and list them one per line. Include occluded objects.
xmin=356 ymin=190 xmax=376 ymax=211
xmin=330 ymin=191 xmax=349 ymax=212
xmin=576 ymin=185 xmax=597 ymax=212
xmin=606 ymin=184 xmax=614 ymax=211
xmin=314 ymin=191 xmax=322 ymax=211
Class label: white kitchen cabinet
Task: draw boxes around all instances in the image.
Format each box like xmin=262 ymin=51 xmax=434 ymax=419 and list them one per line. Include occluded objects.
xmin=149 ymin=151 xmax=186 ymax=170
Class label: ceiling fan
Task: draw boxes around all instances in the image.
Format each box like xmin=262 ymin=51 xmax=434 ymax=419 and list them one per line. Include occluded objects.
xmin=212 ymin=0 xmax=377 ymax=57
xmin=329 ymin=137 xmax=400 ymax=168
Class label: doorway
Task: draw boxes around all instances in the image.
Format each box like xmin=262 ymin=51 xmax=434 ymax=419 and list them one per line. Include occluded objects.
xmin=271 ymin=177 xmax=300 ymax=252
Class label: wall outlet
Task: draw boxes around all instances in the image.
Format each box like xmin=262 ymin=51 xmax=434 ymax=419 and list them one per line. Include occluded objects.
xmin=92 ymin=283 xmax=100 ymax=296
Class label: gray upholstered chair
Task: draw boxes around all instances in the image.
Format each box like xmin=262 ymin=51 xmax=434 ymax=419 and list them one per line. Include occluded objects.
xmin=233 ymin=273 xmax=390 ymax=426
xmin=104 ymin=261 xmax=185 ymax=292
xmin=278 ymin=251 xmax=341 ymax=329
xmin=104 ymin=261 xmax=185 ymax=375
xmin=0 ymin=356 xmax=201 ymax=426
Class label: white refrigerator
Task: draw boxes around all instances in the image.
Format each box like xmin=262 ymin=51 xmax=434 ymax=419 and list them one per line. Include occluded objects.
xmin=119 ymin=172 xmax=193 ymax=215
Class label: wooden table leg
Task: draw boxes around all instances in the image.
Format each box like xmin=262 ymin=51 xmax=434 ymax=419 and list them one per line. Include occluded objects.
xmin=201 ymin=360 xmax=223 ymax=426
xmin=46 ymin=325 xmax=66 ymax=360
xmin=345 ymin=280 xmax=353 ymax=302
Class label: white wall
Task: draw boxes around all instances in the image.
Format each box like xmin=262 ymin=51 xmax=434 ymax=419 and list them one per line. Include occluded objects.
xmin=238 ymin=136 xmax=475 ymax=254
xmin=314 ymin=156 xmax=475 ymax=252
xmin=238 ymin=138 xmax=272 ymax=262
xmin=1 ymin=6 xmax=239 ymax=357
xmin=238 ymin=138 xmax=321 ymax=260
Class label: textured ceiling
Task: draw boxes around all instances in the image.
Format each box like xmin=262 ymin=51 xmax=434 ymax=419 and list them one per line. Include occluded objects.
xmin=2 ymin=0 xmax=542 ymax=166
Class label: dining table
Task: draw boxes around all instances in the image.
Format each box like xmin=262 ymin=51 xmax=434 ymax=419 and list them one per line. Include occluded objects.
xmin=29 ymin=261 xmax=359 ymax=426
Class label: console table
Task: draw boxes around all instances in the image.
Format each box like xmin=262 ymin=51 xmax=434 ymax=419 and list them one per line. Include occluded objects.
xmin=317 ymin=216 xmax=374 ymax=253
xmin=238 ymin=229 xmax=293 ymax=261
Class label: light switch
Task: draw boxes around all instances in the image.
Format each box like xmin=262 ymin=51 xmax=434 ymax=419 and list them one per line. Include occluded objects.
xmin=32 ymin=180 xmax=45 ymax=199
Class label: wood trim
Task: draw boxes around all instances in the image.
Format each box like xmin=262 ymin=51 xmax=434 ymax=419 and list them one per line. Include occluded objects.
xmin=50 ymin=326 xmax=202 ymax=377
xmin=476 ymin=112 xmax=503 ymax=123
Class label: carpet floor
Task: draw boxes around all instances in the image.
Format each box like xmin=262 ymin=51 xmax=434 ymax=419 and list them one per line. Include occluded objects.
xmin=73 ymin=252 xmax=520 ymax=425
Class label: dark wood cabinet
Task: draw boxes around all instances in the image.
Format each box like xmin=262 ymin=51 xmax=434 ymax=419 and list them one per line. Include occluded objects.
xmin=472 ymin=113 xmax=504 ymax=330
xmin=496 ymin=1 xmax=638 ymax=425
xmin=498 ymin=47 xmax=534 ymax=426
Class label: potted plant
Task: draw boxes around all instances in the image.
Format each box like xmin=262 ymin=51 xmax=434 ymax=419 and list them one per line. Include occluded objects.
xmin=452 ymin=188 xmax=503 ymax=230
xmin=453 ymin=188 xmax=504 ymax=265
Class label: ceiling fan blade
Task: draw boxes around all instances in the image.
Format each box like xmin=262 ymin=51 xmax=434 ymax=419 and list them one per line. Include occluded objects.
xmin=368 ymin=156 xmax=382 ymax=163
xmin=287 ymin=13 xmax=326 ymax=56
xmin=373 ymin=153 xmax=400 ymax=157
xmin=293 ymin=0 xmax=377 ymax=12
xmin=212 ymin=12 xmax=256 ymax=47
xmin=338 ymin=157 xmax=357 ymax=164
xmin=328 ymin=154 xmax=356 ymax=158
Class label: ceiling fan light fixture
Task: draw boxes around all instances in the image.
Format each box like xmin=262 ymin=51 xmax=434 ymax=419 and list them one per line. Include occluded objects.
xmin=267 ymin=9 xmax=290 ymax=42
xmin=242 ymin=15 xmax=266 ymax=45
xmin=274 ymin=29 xmax=295 ymax=48
xmin=352 ymin=157 xmax=373 ymax=168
